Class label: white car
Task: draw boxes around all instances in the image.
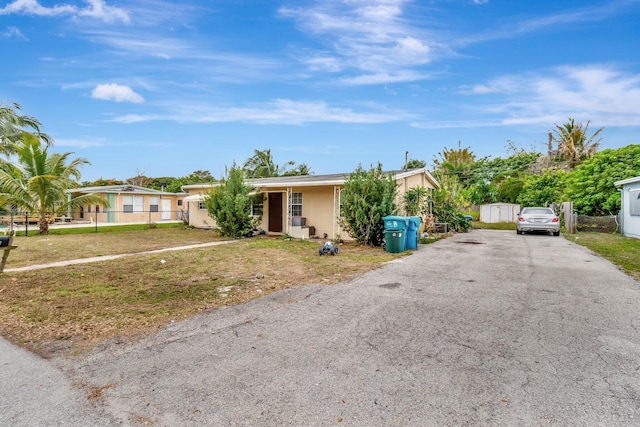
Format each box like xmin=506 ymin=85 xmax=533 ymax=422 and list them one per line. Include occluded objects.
xmin=516 ymin=207 xmax=560 ymax=236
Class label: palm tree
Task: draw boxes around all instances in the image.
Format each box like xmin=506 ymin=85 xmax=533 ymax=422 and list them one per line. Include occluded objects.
xmin=242 ymin=149 xmax=295 ymax=178
xmin=282 ymin=163 xmax=313 ymax=176
xmin=0 ymin=133 xmax=108 ymax=234
xmin=1 ymin=102 xmax=53 ymax=155
xmin=552 ymin=118 xmax=603 ymax=168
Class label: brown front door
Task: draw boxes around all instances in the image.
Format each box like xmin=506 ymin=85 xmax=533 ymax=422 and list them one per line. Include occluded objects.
xmin=268 ymin=193 xmax=283 ymax=232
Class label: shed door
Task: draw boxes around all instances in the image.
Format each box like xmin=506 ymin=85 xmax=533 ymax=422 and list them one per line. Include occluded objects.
xmin=268 ymin=193 xmax=283 ymax=232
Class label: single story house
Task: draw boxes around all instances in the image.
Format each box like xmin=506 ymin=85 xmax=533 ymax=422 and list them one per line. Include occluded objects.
xmin=66 ymin=185 xmax=185 ymax=224
xmin=614 ymin=176 xmax=640 ymax=239
xmin=182 ymin=168 xmax=440 ymax=240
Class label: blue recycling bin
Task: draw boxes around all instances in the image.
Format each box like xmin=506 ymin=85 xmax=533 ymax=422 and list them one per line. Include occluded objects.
xmin=405 ymin=216 xmax=421 ymax=250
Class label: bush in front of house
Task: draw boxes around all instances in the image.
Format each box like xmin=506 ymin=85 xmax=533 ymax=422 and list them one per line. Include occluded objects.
xmin=205 ymin=165 xmax=258 ymax=238
xmin=340 ymin=163 xmax=398 ymax=246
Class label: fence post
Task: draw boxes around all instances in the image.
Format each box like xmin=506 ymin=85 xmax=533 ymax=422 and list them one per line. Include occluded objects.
xmin=25 ymin=213 xmax=28 ymax=237
xmin=563 ymin=202 xmax=576 ymax=234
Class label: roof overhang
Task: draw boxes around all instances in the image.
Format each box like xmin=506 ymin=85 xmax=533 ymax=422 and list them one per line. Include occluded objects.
xmin=614 ymin=176 xmax=640 ymax=186
xmin=183 ymin=194 xmax=206 ymax=202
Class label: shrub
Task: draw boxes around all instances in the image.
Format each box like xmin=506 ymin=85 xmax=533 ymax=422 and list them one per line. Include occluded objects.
xmin=340 ymin=163 xmax=398 ymax=246
xmin=205 ymin=165 xmax=258 ymax=238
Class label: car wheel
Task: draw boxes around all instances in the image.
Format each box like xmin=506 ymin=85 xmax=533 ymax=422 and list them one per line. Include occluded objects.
xmin=553 ymin=231 xmax=560 ymax=236
xmin=517 ymin=229 xmax=522 ymax=235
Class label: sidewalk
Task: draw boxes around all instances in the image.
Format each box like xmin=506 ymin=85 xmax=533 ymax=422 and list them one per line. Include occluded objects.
xmin=3 ymin=240 xmax=235 ymax=273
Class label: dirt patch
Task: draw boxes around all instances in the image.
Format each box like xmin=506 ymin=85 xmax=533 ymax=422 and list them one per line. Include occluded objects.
xmin=0 ymin=232 xmax=403 ymax=358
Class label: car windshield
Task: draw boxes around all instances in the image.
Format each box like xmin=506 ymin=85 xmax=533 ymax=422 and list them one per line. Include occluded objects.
xmin=523 ymin=208 xmax=553 ymax=215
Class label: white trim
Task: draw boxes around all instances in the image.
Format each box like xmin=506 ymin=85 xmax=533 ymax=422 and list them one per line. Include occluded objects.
xmin=615 ymin=176 xmax=640 ymax=186
xmin=183 ymin=194 xmax=205 ymax=202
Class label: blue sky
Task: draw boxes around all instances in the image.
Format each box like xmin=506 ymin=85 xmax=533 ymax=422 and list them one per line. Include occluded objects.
xmin=2 ymin=0 xmax=639 ymax=182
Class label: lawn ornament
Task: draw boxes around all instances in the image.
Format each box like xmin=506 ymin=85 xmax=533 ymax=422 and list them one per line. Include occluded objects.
xmin=318 ymin=241 xmax=339 ymax=256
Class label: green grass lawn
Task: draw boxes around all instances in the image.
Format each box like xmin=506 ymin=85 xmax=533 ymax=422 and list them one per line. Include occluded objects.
xmin=1 ymin=229 xmax=402 ymax=358
xmin=470 ymin=221 xmax=516 ymax=230
xmin=567 ymin=232 xmax=640 ymax=281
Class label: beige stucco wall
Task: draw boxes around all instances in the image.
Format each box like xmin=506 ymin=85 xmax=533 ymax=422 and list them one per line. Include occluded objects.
xmin=182 ymin=169 xmax=437 ymax=240
xmin=73 ymin=193 xmax=184 ymax=223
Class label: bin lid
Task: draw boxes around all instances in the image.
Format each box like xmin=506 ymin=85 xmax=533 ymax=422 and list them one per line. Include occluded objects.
xmin=408 ymin=216 xmax=422 ymax=224
xmin=383 ymin=215 xmax=407 ymax=222
xmin=383 ymin=215 xmax=408 ymax=230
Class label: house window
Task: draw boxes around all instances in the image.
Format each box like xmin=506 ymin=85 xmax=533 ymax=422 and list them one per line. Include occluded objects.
xmin=291 ymin=192 xmax=302 ymax=217
xmin=199 ymin=201 xmax=207 ymax=210
xmin=630 ymin=190 xmax=640 ymax=216
xmin=150 ymin=196 xmax=159 ymax=213
xmin=252 ymin=203 xmax=264 ymax=217
xmin=123 ymin=195 xmax=144 ymax=213
xmin=177 ymin=199 xmax=183 ymax=206
xmin=96 ymin=206 xmax=100 ymax=213
xmin=87 ymin=205 xmax=91 ymax=213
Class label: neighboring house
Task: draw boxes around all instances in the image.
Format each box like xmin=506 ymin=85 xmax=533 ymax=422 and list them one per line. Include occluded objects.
xmin=66 ymin=185 xmax=185 ymax=224
xmin=480 ymin=203 xmax=520 ymax=223
xmin=614 ymin=176 xmax=640 ymax=239
xmin=182 ymin=168 xmax=440 ymax=240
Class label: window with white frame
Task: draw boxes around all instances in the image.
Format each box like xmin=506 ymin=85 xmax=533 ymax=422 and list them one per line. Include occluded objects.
xmin=630 ymin=189 xmax=640 ymax=216
xmin=252 ymin=203 xmax=264 ymax=217
xmin=251 ymin=194 xmax=264 ymax=217
xmin=149 ymin=196 xmax=159 ymax=213
xmin=291 ymin=192 xmax=302 ymax=217
xmin=123 ymin=195 xmax=144 ymax=213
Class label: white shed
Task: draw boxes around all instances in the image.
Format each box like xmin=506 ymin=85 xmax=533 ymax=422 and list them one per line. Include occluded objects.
xmin=480 ymin=203 xmax=521 ymax=223
xmin=614 ymin=176 xmax=640 ymax=239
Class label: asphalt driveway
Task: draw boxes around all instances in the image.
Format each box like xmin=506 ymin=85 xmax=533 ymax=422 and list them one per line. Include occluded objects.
xmin=2 ymin=229 xmax=640 ymax=426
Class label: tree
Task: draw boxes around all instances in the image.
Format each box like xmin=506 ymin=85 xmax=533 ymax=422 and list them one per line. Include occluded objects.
xmin=563 ymin=145 xmax=640 ymax=215
xmin=517 ymin=170 xmax=566 ymax=208
xmin=282 ymin=163 xmax=313 ymax=176
xmin=552 ymin=118 xmax=603 ymax=168
xmin=430 ymin=170 xmax=471 ymax=232
xmin=0 ymin=133 xmax=108 ymax=234
xmin=496 ymin=175 xmax=526 ymax=204
xmin=432 ymin=141 xmax=477 ymax=186
xmin=405 ymin=159 xmax=426 ymax=169
xmin=340 ymin=163 xmax=398 ymax=246
xmin=433 ymin=141 xmax=476 ymax=169
xmin=146 ymin=176 xmax=176 ymax=191
xmin=243 ymin=149 xmax=295 ymax=178
xmin=164 ymin=170 xmax=215 ymax=193
xmin=1 ymin=102 xmax=53 ymax=155
xmin=126 ymin=169 xmax=150 ymax=187
xmin=403 ymin=186 xmax=430 ymax=216
xmin=204 ymin=165 xmax=257 ymax=238
xmin=80 ymin=178 xmax=125 ymax=187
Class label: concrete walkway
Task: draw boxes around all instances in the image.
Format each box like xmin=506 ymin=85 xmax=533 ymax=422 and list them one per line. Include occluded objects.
xmin=3 ymin=240 xmax=235 ymax=273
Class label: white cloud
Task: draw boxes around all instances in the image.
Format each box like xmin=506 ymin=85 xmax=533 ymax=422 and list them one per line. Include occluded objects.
xmin=0 ymin=0 xmax=130 ymax=24
xmin=280 ymin=1 xmax=440 ymax=85
xmin=421 ymin=65 xmax=640 ymax=129
xmin=303 ymin=56 xmax=343 ymax=73
xmin=109 ymin=99 xmax=414 ymax=125
xmin=91 ymin=83 xmax=144 ymax=103
xmin=55 ymin=137 xmax=105 ymax=148
xmin=77 ymin=0 xmax=130 ymax=24
xmin=339 ymin=70 xmax=428 ymax=85
xmin=1 ymin=26 xmax=26 ymax=39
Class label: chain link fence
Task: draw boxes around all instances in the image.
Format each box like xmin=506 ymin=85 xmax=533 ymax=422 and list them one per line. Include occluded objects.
xmin=576 ymin=214 xmax=620 ymax=233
